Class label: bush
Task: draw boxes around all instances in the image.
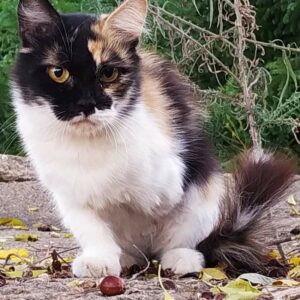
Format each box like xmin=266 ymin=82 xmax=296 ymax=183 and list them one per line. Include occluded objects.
xmin=0 ymin=0 xmax=299 ymax=163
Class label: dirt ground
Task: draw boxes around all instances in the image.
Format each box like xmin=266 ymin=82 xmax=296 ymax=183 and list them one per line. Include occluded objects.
xmin=0 ymin=156 xmax=300 ymax=299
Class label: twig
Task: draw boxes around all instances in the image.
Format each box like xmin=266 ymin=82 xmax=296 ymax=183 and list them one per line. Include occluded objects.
xmin=245 ymin=39 xmax=300 ymax=54
xmin=25 ymin=246 xmax=80 ymax=269
xmin=233 ymin=0 xmax=261 ymax=147
xmin=129 ymin=244 xmax=150 ymax=280
xmin=149 ymin=7 xmax=241 ymax=85
xmin=149 ymin=4 xmax=236 ymax=49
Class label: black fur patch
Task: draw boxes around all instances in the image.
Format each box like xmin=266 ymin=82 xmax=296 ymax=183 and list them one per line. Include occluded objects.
xmin=158 ymin=60 xmax=219 ymax=189
xmin=13 ymin=1 xmax=141 ymax=121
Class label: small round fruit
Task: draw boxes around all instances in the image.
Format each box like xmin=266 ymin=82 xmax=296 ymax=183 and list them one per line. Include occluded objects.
xmin=99 ymin=276 xmax=125 ymax=296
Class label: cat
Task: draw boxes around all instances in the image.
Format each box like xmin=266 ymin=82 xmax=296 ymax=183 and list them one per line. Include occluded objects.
xmin=11 ymin=0 xmax=296 ymax=277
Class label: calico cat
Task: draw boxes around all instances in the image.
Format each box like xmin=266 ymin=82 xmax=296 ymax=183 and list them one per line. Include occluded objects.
xmin=11 ymin=0 xmax=296 ymax=277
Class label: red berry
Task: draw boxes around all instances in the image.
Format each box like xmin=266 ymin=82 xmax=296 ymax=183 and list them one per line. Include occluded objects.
xmin=99 ymin=276 xmax=126 ymax=296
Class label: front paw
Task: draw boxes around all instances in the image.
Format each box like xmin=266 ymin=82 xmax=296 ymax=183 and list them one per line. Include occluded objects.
xmin=161 ymin=248 xmax=205 ymax=274
xmin=72 ymin=252 xmax=121 ymax=277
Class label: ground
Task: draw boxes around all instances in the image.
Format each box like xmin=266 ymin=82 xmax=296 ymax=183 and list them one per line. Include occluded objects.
xmin=0 ymin=155 xmax=300 ymax=300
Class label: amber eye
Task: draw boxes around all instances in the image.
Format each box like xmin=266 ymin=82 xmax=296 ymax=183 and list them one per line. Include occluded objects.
xmin=99 ymin=66 xmax=119 ymax=83
xmin=48 ymin=66 xmax=70 ymax=84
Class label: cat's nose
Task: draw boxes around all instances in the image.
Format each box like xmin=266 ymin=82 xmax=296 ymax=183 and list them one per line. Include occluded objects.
xmin=77 ymin=97 xmax=96 ymax=117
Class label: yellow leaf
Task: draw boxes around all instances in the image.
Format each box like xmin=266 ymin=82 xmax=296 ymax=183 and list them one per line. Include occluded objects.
xmin=268 ymin=250 xmax=281 ymax=260
xmin=0 ymin=249 xmax=29 ymax=262
xmin=64 ymin=233 xmax=73 ymax=238
xmin=59 ymin=256 xmax=73 ymax=263
xmin=288 ymin=195 xmax=297 ymax=206
xmin=289 ymin=256 xmax=300 ymax=266
xmin=6 ymin=271 xmax=23 ymax=278
xmin=12 ymin=226 xmax=27 ymax=230
xmin=6 ymin=269 xmax=47 ymax=278
xmin=32 ymin=270 xmax=48 ymax=277
xmin=14 ymin=234 xmax=39 ymax=242
xmin=273 ymin=279 xmax=300 ymax=287
xmin=200 ymin=268 xmax=228 ymax=281
xmin=0 ymin=218 xmax=25 ymax=227
xmin=211 ymin=278 xmax=262 ymax=300
xmin=288 ymin=266 xmax=300 ymax=279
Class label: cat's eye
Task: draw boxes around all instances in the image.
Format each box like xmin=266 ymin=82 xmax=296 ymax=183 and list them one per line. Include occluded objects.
xmin=48 ymin=66 xmax=70 ymax=84
xmin=99 ymin=66 xmax=119 ymax=83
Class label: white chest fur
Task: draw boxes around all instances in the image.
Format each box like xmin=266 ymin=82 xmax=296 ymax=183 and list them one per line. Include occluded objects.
xmin=15 ymin=101 xmax=185 ymax=215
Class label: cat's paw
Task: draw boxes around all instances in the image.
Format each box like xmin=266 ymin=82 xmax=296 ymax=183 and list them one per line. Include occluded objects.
xmin=72 ymin=253 xmax=121 ymax=277
xmin=161 ymin=248 xmax=205 ymax=274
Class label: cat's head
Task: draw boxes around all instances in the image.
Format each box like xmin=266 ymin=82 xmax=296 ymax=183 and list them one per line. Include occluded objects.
xmin=12 ymin=0 xmax=148 ymax=136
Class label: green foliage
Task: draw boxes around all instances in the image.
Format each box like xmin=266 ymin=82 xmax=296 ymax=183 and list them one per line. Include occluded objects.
xmin=0 ymin=0 xmax=299 ymax=163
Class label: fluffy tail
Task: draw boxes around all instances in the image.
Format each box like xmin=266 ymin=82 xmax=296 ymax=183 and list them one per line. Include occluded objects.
xmin=197 ymin=149 xmax=297 ymax=273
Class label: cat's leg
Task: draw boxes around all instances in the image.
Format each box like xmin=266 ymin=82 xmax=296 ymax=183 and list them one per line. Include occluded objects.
xmin=57 ymin=200 xmax=121 ymax=277
xmin=158 ymin=175 xmax=224 ymax=274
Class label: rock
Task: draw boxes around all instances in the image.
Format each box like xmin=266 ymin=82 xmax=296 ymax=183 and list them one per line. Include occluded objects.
xmin=0 ymin=155 xmax=36 ymax=182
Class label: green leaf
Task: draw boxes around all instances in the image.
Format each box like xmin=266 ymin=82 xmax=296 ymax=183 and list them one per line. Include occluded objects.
xmin=211 ymin=278 xmax=262 ymax=300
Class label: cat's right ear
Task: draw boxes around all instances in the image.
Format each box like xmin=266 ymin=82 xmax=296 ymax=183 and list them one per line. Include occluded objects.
xmin=18 ymin=0 xmax=60 ymax=48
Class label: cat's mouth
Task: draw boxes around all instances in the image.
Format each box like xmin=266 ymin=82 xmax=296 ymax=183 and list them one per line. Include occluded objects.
xmin=69 ymin=115 xmax=98 ymax=126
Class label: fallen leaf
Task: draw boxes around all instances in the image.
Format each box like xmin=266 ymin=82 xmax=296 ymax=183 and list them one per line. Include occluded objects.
xmin=238 ymin=273 xmax=274 ymax=285
xmin=12 ymin=226 xmax=26 ymax=230
xmin=28 ymin=207 xmax=39 ymax=212
xmin=0 ymin=219 xmax=25 ymax=227
xmin=64 ymin=233 xmax=73 ymax=238
xmin=268 ymin=250 xmax=281 ymax=260
xmin=288 ymin=195 xmax=297 ymax=206
xmin=200 ymin=268 xmax=228 ymax=281
xmin=211 ymin=278 xmax=262 ymax=300
xmin=289 ymin=256 xmax=300 ymax=266
xmin=0 ymin=249 xmax=29 ymax=262
xmin=273 ymin=279 xmax=300 ymax=287
xmin=14 ymin=234 xmax=39 ymax=242
xmin=290 ymin=206 xmax=300 ymax=216
xmin=288 ymin=265 xmax=300 ymax=279
xmin=6 ymin=271 xmax=23 ymax=278
xmin=50 ymin=232 xmax=60 ymax=238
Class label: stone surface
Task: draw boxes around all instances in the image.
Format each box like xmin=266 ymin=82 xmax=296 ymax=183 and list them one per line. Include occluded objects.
xmin=0 ymin=155 xmax=300 ymax=299
xmin=0 ymin=155 xmax=35 ymax=182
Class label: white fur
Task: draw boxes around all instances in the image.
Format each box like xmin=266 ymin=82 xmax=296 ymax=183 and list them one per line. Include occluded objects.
xmin=13 ymin=86 xmax=223 ymax=276
xmin=161 ymin=248 xmax=205 ymax=274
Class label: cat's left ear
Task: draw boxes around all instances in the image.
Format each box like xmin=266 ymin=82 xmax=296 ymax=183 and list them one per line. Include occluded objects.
xmin=18 ymin=0 xmax=61 ymax=48
xmin=102 ymin=0 xmax=148 ymax=44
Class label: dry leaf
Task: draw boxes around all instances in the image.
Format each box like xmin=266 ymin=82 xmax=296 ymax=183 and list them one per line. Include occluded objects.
xmin=14 ymin=234 xmax=39 ymax=242
xmin=64 ymin=233 xmax=73 ymax=238
xmin=0 ymin=218 xmax=25 ymax=227
xmin=287 ymin=195 xmax=297 ymax=206
xmin=28 ymin=207 xmax=39 ymax=212
xmin=289 ymin=256 xmax=300 ymax=266
xmin=211 ymin=278 xmax=262 ymax=300
xmin=288 ymin=266 xmax=300 ymax=279
xmin=273 ymin=279 xmax=300 ymax=287
xmin=0 ymin=249 xmax=29 ymax=262
xmin=238 ymin=273 xmax=274 ymax=285
xmin=200 ymin=268 xmax=228 ymax=281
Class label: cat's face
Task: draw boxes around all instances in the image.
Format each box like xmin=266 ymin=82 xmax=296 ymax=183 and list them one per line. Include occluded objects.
xmin=12 ymin=0 xmax=147 ymax=136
